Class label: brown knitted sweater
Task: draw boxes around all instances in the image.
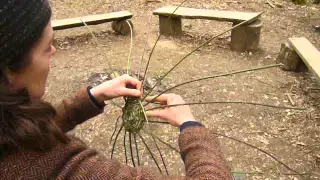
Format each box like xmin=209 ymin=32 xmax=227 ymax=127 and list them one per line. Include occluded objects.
xmin=0 ymin=88 xmax=232 ymax=179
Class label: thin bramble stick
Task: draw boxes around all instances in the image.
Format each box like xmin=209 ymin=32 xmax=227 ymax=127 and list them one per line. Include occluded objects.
xmin=134 ymin=133 xmax=141 ymax=166
xmin=77 ymin=15 xmax=122 ymax=109
xmin=129 ymin=132 xmax=136 ymax=167
xmin=111 ymin=124 xmax=124 ymax=159
xmin=138 ymin=133 xmax=163 ymax=174
xmin=110 ymin=116 xmax=121 ymax=144
xmin=152 ymin=135 xmax=169 ymax=175
xmin=145 ymin=101 xmax=307 ymax=111
xmin=79 ymin=19 xmax=99 ymax=45
xmin=149 ymin=120 xmax=171 ymax=125
xmin=126 ymin=20 xmax=134 ymax=75
xmin=142 ymin=12 xmax=264 ymax=100
xmin=214 ymin=132 xmax=302 ymax=176
xmin=124 ymin=131 xmax=128 ymax=164
xmin=138 ymin=14 xmax=153 ymax=80
xmin=144 ymin=64 xmax=282 ymax=106
xmin=141 ymin=0 xmax=189 ymax=89
xmin=143 ymin=129 xmax=180 ymax=153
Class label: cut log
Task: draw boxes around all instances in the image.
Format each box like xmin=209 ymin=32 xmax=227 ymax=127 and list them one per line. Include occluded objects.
xmin=288 ymin=37 xmax=320 ymax=81
xmin=230 ymin=19 xmax=263 ymax=52
xmin=158 ymin=16 xmax=182 ymax=36
xmin=276 ymin=42 xmax=301 ymax=71
xmin=112 ymin=20 xmax=133 ymax=35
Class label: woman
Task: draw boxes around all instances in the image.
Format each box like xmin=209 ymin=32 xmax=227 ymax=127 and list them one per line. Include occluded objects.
xmin=0 ymin=0 xmax=232 ymax=179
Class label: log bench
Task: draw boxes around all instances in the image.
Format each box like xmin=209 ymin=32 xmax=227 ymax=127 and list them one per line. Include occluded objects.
xmin=52 ymin=11 xmax=133 ymax=35
xmin=277 ymin=37 xmax=320 ymax=81
xmin=153 ymin=6 xmax=263 ymax=52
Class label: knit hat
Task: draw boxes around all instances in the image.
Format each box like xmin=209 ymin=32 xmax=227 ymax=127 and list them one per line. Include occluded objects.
xmin=0 ymin=0 xmax=52 ymax=70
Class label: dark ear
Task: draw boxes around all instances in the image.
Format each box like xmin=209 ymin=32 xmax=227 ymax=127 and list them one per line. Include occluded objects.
xmin=2 ymin=67 xmax=15 ymax=85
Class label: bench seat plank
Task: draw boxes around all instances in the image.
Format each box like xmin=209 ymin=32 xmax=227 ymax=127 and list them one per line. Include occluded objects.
xmin=153 ymin=6 xmax=261 ymax=23
xmin=52 ymin=11 xmax=132 ymax=30
xmin=289 ymin=37 xmax=320 ymax=80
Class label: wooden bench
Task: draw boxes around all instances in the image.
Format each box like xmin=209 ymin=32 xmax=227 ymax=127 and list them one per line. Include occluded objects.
xmin=52 ymin=11 xmax=133 ymax=35
xmin=277 ymin=37 xmax=320 ymax=81
xmin=153 ymin=6 xmax=263 ymax=52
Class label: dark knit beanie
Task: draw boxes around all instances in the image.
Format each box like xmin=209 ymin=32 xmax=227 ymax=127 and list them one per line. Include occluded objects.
xmin=0 ymin=0 xmax=52 ymax=70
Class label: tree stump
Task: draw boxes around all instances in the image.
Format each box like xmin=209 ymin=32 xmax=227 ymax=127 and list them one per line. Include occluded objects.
xmin=112 ymin=20 xmax=133 ymax=35
xmin=230 ymin=19 xmax=263 ymax=52
xmin=276 ymin=42 xmax=302 ymax=71
xmin=159 ymin=16 xmax=182 ymax=36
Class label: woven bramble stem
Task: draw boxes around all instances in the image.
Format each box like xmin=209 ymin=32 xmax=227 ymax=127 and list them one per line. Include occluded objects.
xmin=122 ymin=98 xmax=147 ymax=133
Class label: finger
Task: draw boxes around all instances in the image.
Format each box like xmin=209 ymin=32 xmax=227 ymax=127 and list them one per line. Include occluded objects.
xmin=124 ymin=76 xmax=141 ymax=88
xmin=145 ymin=94 xmax=171 ymax=104
xmin=120 ymin=88 xmax=142 ymax=97
xmin=146 ymin=109 xmax=167 ymax=119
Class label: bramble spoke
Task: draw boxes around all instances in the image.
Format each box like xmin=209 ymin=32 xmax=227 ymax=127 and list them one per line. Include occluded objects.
xmin=214 ymin=132 xmax=302 ymax=176
xmin=144 ymin=64 xmax=282 ymax=106
xmin=134 ymin=133 xmax=141 ymax=166
xmin=143 ymin=129 xmax=180 ymax=154
xmin=129 ymin=132 xmax=136 ymax=167
xmin=142 ymin=12 xmax=264 ymax=100
xmin=152 ymin=136 xmax=169 ymax=175
xmin=141 ymin=0 xmax=189 ymax=90
xmin=124 ymin=131 xmax=128 ymax=164
xmin=146 ymin=101 xmax=306 ymax=111
xmin=111 ymin=124 xmax=124 ymax=159
xmin=138 ymin=133 xmax=163 ymax=174
xmin=110 ymin=116 xmax=121 ymax=144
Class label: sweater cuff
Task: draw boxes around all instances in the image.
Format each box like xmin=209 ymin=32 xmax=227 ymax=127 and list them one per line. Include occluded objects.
xmin=180 ymin=121 xmax=204 ymax=132
xmin=87 ymin=86 xmax=105 ymax=110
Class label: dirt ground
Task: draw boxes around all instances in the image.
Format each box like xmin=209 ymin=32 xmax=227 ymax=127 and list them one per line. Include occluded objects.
xmin=47 ymin=0 xmax=320 ymax=179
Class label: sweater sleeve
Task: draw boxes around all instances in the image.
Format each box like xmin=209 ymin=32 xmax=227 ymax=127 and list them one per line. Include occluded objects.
xmin=53 ymin=87 xmax=104 ymax=133
xmin=53 ymin=126 xmax=232 ymax=180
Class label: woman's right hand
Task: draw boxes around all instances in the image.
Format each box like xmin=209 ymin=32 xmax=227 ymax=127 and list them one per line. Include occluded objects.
xmin=146 ymin=94 xmax=196 ymax=127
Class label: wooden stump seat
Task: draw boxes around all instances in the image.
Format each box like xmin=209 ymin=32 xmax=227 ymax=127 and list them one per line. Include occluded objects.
xmin=52 ymin=11 xmax=133 ymax=35
xmin=153 ymin=6 xmax=263 ymax=52
xmin=277 ymin=37 xmax=320 ymax=81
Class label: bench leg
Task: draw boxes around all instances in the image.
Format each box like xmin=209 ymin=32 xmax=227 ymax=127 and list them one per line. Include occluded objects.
xmin=276 ymin=42 xmax=307 ymax=72
xmin=112 ymin=20 xmax=133 ymax=35
xmin=159 ymin=16 xmax=182 ymax=36
xmin=231 ymin=19 xmax=263 ymax=52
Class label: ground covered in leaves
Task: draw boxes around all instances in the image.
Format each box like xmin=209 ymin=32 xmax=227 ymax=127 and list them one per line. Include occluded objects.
xmin=47 ymin=0 xmax=320 ymax=179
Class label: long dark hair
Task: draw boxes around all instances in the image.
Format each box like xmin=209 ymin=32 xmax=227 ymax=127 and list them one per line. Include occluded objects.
xmin=0 ymin=35 xmax=69 ymax=154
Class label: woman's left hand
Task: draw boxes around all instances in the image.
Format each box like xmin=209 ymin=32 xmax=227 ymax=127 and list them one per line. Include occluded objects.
xmin=90 ymin=74 xmax=142 ymax=104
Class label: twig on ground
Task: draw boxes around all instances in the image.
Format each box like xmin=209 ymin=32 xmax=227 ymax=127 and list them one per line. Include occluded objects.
xmin=266 ymin=0 xmax=276 ymax=8
xmin=286 ymin=93 xmax=295 ymax=106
